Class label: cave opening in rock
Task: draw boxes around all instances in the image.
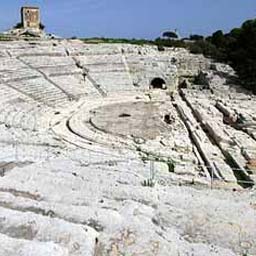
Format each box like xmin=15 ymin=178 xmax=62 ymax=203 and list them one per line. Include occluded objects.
xmin=150 ymin=78 xmax=167 ymax=90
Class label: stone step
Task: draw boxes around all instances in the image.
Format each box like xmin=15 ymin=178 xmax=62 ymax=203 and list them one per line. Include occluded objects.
xmin=0 ymin=206 xmax=98 ymax=256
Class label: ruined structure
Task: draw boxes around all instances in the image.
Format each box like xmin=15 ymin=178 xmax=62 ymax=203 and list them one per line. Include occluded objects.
xmin=2 ymin=7 xmax=50 ymax=39
xmin=21 ymin=6 xmax=40 ymax=29
xmin=0 ymin=39 xmax=255 ymax=256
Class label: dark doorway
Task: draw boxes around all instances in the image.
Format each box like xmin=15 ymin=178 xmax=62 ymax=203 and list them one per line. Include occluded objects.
xmin=150 ymin=78 xmax=167 ymax=90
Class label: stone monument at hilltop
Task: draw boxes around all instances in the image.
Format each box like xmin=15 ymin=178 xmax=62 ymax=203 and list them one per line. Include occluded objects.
xmin=3 ymin=6 xmax=55 ymax=38
xmin=21 ymin=6 xmax=40 ymax=29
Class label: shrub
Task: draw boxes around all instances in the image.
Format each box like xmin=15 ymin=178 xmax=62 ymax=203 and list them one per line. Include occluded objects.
xmin=14 ymin=22 xmax=23 ymax=29
xmin=189 ymin=18 xmax=256 ymax=93
xmin=39 ymin=23 xmax=45 ymax=30
xmin=162 ymin=31 xmax=178 ymax=39
xmin=155 ymin=38 xmax=187 ymax=48
xmin=189 ymin=34 xmax=204 ymax=41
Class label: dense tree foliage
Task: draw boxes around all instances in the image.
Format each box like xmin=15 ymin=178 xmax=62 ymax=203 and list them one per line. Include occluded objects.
xmin=189 ymin=34 xmax=204 ymax=41
xmin=189 ymin=19 xmax=256 ymax=93
xmin=39 ymin=23 xmax=45 ymax=30
xmin=13 ymin=22 xmax=23 ymax=29
xmin=155 ymin=37 xmax=186 ymax=48
xmin=228 ymin=20 xmax=256 ymax=91
xmin=162 ymin=31 xmax=178 ymax=39
xmin=13 ymin=22 xmax=45 ymax=30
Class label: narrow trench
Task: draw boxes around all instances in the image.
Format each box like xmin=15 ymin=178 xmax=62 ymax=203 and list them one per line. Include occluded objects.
xmin=177 ymin=90 xmax=253 ymax=188
xmin=173 ymin=94 xmax=215 ymax=179
xmin=223 ymin=153 xmax=253 ymax=188
xmin=213 ymin=104 xmax=254 ymax=188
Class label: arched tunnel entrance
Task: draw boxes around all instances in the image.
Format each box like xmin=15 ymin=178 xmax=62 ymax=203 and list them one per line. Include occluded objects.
xmin=150 ymin=78 xmax=167 ymax=90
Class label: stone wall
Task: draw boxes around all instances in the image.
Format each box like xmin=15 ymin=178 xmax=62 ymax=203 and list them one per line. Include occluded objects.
xmin=21 ymin=7 xmax=40 ymax=29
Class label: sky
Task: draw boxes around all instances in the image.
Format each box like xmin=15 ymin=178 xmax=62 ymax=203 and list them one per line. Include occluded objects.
xmin=0 ymin=0 xmax=255 ymax=39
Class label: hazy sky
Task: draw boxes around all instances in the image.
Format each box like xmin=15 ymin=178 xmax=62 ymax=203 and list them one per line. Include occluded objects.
xmin=0 ymin=0 xmax=255 ymax=38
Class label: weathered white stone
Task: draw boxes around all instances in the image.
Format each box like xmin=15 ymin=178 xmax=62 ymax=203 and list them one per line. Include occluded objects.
xmin=0 ymin=39 xmax=255 ymax=256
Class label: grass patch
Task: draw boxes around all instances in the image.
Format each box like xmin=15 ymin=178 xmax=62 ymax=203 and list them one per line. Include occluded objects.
xmin=0 ymin=34 xmax=13 ymax=41
xmin=80 ymin=37 xmax=155 ymax=45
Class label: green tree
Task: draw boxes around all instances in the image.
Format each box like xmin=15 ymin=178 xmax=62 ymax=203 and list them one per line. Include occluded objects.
xmin=39 ymin=23 xmax=45 ymax=30
xmin=210 ymin=30 xmax=226 ymax=48
xmin=14 ymin=22 xmax=23 ymax=29
xmin=230 ymin=19 xmax=256 ymax=92
xmin=189 ymin=34 xmax=204 ymax=41
xmin=162 ymin=31 xmax=178 ymax=39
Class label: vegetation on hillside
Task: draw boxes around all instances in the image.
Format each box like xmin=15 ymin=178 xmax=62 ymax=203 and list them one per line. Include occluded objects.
xmin=0 ymin=34 xmax=12 ymax=41
xmin=81 ymin=37 xmax=155 ymax=45
xmin=14 ymin=22 xmax=23 ymax=29
xmin=189 ymin=19 xmax=256 ymax=93
xmin=81 ymin=19 xmax=256 ymax=93
xmin=13 ymin=22 xmax=45 ymax=30
xmin=162 ymin=31 xmax=178 ymax=39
